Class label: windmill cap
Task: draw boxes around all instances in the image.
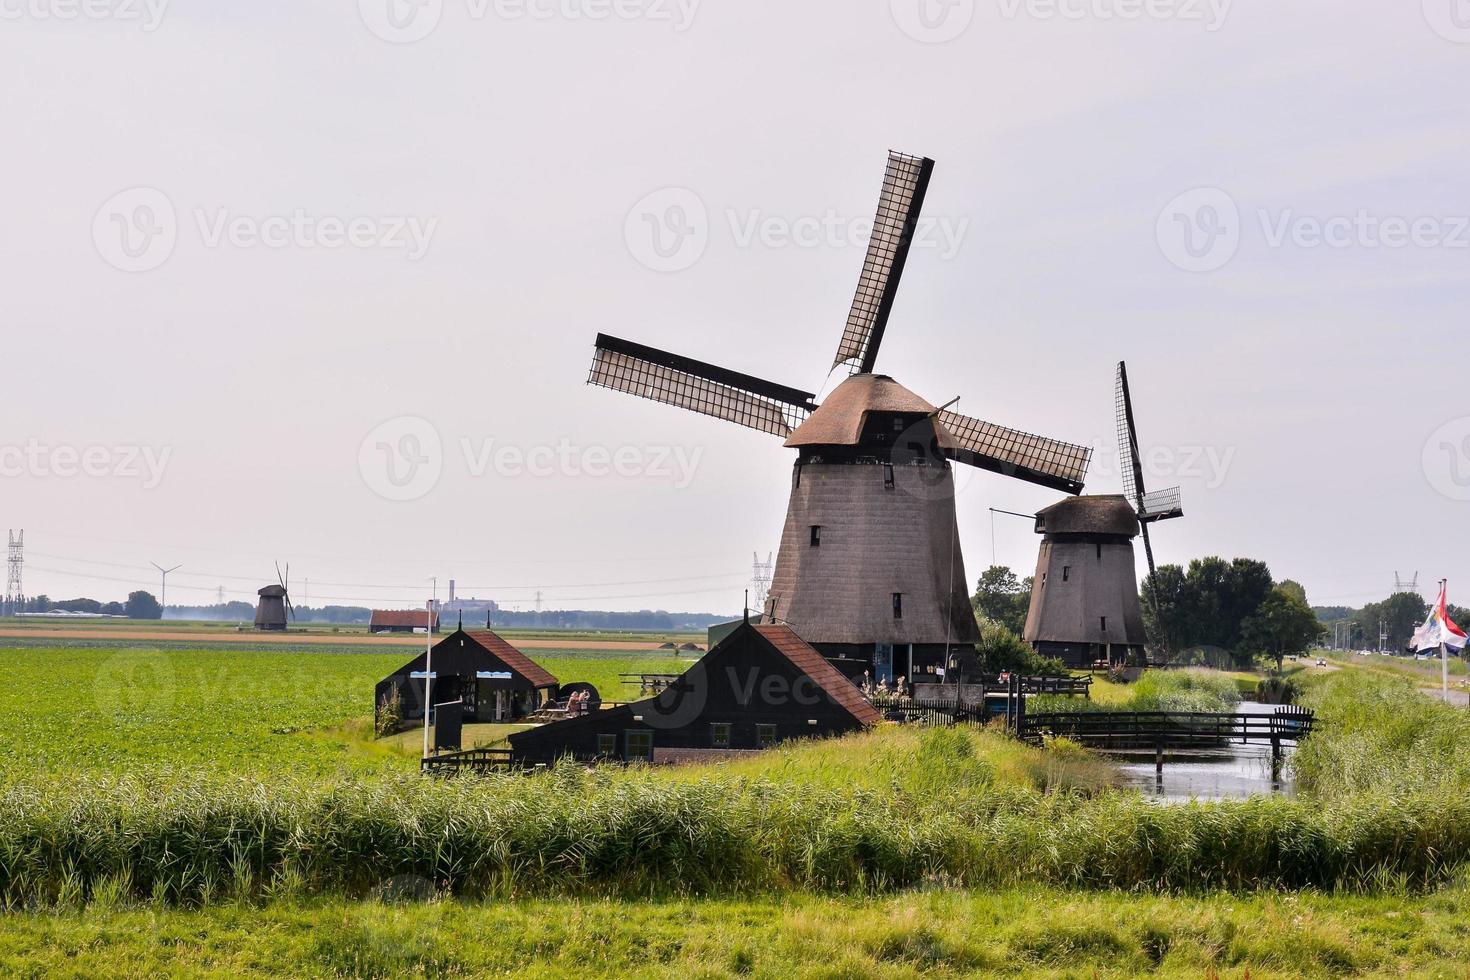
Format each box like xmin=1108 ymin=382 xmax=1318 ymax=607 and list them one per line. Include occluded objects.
xmin=258 ymin=584 xmax=288 ymax=597
xmin=785 ymin=374 xmax=958 ymax=449
xmin=1034 ymin=495 xmax=1139 ymax=537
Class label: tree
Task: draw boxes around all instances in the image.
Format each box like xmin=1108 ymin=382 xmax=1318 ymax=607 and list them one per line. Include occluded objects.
xmin=1141 ymin=556 xmax=1275 ymax=664
xmin=1277 ymin=580 xmax=1308 ymax=605
xmin=125 ymin=591 xmax=162 ymax=620
xmin=971 ymin=565 xmax=1032 ymax=636
xmin=1242 ymin=586 xmax=1324 ymax=670
xmin=1351 ymin=592 xmax=1429 ymax=652
xmin=100 ymin=602 xmax=125 ymax=616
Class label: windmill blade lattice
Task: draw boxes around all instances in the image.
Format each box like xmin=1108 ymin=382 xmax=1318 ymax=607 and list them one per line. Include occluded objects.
xmin=588 ymin=334 xmax=816 ymax=438
xmin=831 ymin=151 xmax=935 ymax=375
xmin=938 ymin=409 xmax=1092 ymax=494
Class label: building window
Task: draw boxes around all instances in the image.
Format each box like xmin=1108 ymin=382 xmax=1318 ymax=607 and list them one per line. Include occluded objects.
xmin=710 ymin=723 xmax=731 ymax=749
xmin=1062 ymin=565 xmax=1071 ymax=582
xmin=624 ymin=730 xmax=653 ymax=762
xmin=1100 ymin=616 xmax=1108 ymax=632
xmin=893 ymin=417 xmax=905 ymax=432
xmin=1096 ymin=543 xmax=1103 ymax=560
xmin=810 ymin=525 xmax=822 ymax=547
xmin=892 ymin=593 xmax=903 ymax=619
xmin=596 ymin=734 xmax=617 ymax=758
xmin=757 ymin=724 xmax=778 ymax=748
xmin=883 ymin=464 xmax=895 ymax=490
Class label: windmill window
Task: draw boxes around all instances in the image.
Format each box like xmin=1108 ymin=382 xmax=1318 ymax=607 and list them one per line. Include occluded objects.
xmin=893 ymin=417 xmax=904 ymax=432
xmin=1062 ymin=566 xmax=1071 ymax=582
xmin=710 ymin=723 xmax=731 ymax=749
xmin=1041 ymin=572 xmax=1048 ymax=586
xmin=883 ymin=465 xmax=895 ymax=490
xmin=1101 ymin=616 xmax=1108 ymax=632
xmin=757 ymin=724 xmax=778 ymax=748
xmin=596 ymin=734 xmax=617 ymax=758
xmin=810 ymin=526 xmax=822 ymax=547
xmin=892 ymin=593 xmax=904 ymax=619
xmin=1096 ymin=543 xmax=1102 ymax=560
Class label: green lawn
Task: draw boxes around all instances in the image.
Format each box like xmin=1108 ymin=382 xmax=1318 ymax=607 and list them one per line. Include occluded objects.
xmin=5 ymin=886 xmax=1470 ymax=977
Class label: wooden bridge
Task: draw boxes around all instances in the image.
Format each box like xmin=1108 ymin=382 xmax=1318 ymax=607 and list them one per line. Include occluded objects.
xmin=1019 ymin=705 xmax=1315 ymax=779
xmin=1019 ymin=706 xmax=1314 ymax=748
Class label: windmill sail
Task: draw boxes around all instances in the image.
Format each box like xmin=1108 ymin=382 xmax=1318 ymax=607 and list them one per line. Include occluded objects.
xmin=1114 ymin=362 xmax=1183 ymax=523
xmin=937 ymin=410 xmax=1091 ymax=494
xmin=588 ymin=334 xmax=817 ymax=438
xmin=831 ymin=151 xmax=935 ymax=375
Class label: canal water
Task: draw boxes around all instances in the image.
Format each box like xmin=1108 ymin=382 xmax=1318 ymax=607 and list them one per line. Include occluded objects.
xmin=1113 ymin=701 xmax=1296 ymax=801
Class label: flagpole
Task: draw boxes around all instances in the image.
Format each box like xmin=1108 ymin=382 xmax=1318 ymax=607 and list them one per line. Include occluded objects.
xmin=422 ymin=591 xmax=435 ymax=760
xmin=1441 ymin=578 xmax=1451 ymax=704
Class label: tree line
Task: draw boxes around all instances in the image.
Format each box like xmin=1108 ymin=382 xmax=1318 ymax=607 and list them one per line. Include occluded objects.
xmin=972 ymin=556 xmax=1325 ymax=669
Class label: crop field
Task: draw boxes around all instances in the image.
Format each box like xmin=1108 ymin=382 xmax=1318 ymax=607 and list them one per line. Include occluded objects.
xmin=0 ymin=644 xmax=695 ymax=779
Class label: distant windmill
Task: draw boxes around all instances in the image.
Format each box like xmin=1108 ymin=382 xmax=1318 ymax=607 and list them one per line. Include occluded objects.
xmin=253 ymin=562 xmax=295 ymax=632
xmin=1021 ymin=362 xmax=1186 ymax=668
xmin=587 ymin=151 xmax=1093 ymax=683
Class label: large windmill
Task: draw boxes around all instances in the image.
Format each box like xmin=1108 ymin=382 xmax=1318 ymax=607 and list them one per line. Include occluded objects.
xmin=253 ymin=562 xmax=295 ymax=632
xmin=588 ymin=151 xmax=1093 ymax=684
xmin=1021 ymin=362 xmax=1184 ymax=668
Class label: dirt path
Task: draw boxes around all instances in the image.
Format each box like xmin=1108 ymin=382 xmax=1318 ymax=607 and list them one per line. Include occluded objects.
xmin=0 ymin=628 xmax=685 ymax=651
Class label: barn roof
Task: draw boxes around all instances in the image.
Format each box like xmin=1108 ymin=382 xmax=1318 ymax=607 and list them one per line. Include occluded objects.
xmin=753 ymin=624 xmax=881 ymax=725
xmin=785 ymin=374 xmax=957 ymax=450
xmin=462 ymin=630 xmax=559 ymax=689
xmin=370 ymin=609 xmax=441 ymax=628
xmin=1035 ymin=495 xmax=1139 ymax=538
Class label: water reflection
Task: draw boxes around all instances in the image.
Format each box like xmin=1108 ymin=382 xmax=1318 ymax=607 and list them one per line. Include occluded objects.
xmin=1112 ymin=701 xmax=1296 ymax=802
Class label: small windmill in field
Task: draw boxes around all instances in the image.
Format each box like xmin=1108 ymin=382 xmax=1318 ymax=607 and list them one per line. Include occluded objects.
xmin=254 ymin=562 xmax=295 ymax=632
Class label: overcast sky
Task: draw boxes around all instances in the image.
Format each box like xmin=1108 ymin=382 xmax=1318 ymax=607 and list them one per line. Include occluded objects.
xmin=2 ymin=0 xmax=1468 ymax=615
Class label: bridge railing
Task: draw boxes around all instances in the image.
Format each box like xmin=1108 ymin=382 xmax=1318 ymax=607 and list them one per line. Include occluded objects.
xmin=1020 ymin=707 xmax=1314 ymax=748
xmin=421 ymin=747 xmax=513 ymax=776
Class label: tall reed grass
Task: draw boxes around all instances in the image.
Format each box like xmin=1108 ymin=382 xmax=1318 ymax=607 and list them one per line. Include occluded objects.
xmin=4 ymin=736 xmax=1470 ymax=907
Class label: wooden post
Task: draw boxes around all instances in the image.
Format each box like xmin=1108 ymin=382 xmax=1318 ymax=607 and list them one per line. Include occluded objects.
xmin=1271 ymin=735 xmax=1283 ymax=784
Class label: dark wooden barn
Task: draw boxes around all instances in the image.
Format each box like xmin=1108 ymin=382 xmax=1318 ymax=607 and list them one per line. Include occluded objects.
xmin=1023 ymin=495 xmax=1148 ymax=668
xmin=508 ymin=621 xmax=879 ymax=766
xmin=370 ymin=609 xmax=441 ymax=634
xmin=375 ymin=627 xmax=558 ymax=732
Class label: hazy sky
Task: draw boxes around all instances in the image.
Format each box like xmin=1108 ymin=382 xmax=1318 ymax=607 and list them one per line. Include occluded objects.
xmin=3 ymin=0 xmax=1468 ymax=615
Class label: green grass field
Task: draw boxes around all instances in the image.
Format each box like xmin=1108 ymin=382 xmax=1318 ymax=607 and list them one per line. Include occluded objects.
xmin=7 ymin=638 xmax=1470 ymax=975
xmin=0 ymin=645 xmax=696 ymax=778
